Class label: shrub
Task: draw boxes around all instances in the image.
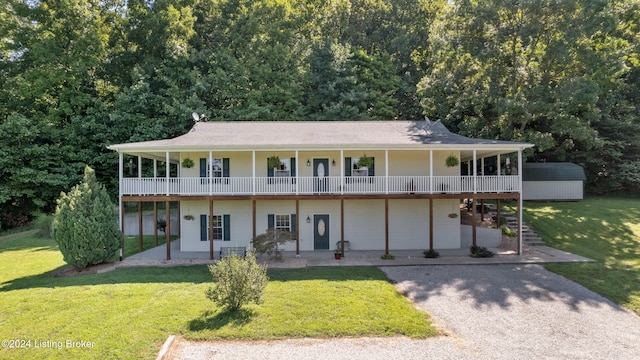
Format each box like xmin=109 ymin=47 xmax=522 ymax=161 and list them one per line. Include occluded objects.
xmin=470 ymin=245 xmax=495 ymax=258
xmin=251 ymin=229 xmax=294 ymax=260
xmin=380 ymin=253 xmax=395 ymax=260
xmin=51 ymin=166 xmax=123 ymax=270
xmin=32 ymin=212 xmax=54 ymax=238
xmin=501 ymin=226 xmax=517 ymax=237
xmin=423 ymin=249 xmax=440 ymax=258
xmin=205 ymin=252 xmax=268 ymax=311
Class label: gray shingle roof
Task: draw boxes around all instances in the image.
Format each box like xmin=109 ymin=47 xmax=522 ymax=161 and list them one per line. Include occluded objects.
xmin=108 ymin=120 xmax=533 ymax=151
xmin=523 ymin=162 xmax=586 ymax=181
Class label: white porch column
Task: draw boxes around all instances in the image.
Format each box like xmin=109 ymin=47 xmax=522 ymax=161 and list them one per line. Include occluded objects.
xmin=340 ymin=150 xmax=344 ymax=195
xmin=118 ymin=152 xmax=123 ymax=225
xmin=429 ymin=149 xmax=433 ymax=194
xmin=209 ymin=150 xmax=213 ymax=195
xmin=295 ymin=150 xmax=299 ymax=195
xmin=473 ymin=150 xmax=477 ymax=194
xmin=165 ymin=151 xmax=170 ymax=196
xmin=118 ymin=152 xmax=124 ymax=260
xmin=385 ymin=149 xmax=389 ymax=194
xmin=138 ymin=156 xmax=142 ymax=178
xmin=518 ymin=149 xmax=523 ymax=255
xmin=252 ymin=150 xmax=256 ymax=195
xmin=153 ymin=159 xmax=157 ymax=195
xmin=497 ymin=154 xmax=501 ymax=175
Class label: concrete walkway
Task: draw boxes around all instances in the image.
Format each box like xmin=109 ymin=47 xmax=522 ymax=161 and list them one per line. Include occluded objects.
xmin=115 ymin=239 xmax=592 ymax=270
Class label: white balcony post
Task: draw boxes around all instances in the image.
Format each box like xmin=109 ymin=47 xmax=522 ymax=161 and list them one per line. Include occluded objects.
xmin=209 ymin=150 xmax=213 ymax=195
xmin=252 ymin=150 xmax=256 ymax=195
xmin=473 ymin=150 xmax=477 ymax=194
xmin=518 ymin=149 xmax=523 ymax=255
xmin=296 ymin=149 xmax=300 ymax=195
xmin=340 ymin=150 xmax=344 ymax=195
xmin=385 ymin=149 xmax=389 ymax=194
xmin=165 ymin=151 xmax=170 ymax=196
xmin=118 ymin=152 xmax=123 ymax=226
xmin=429 ymin=150 xmax=433 ymax=194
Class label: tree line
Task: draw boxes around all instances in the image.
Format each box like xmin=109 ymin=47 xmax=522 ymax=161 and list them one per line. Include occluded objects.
xmin=1 ymin=0 xmax=638 ymax=226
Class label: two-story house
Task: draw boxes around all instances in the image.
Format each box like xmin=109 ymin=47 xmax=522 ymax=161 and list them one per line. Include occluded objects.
xmin=108 ymin=120 xmax=533 ymax=260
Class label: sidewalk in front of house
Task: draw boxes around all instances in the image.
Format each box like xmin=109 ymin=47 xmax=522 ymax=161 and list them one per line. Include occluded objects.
xmin=110 ymin=239 xmax=593 ymax=271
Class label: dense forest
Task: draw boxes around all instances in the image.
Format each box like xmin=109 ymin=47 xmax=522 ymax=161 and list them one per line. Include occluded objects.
xmin=1 ymin=0 xmax=638 ymax=227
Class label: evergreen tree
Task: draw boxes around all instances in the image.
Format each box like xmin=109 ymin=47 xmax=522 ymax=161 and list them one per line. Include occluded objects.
xmin=51 ymin=166 xmax=122 ymax=270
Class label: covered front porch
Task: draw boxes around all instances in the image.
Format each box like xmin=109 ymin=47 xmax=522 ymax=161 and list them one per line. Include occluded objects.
xmin=117 ymin=237 xmax=592 ymax=268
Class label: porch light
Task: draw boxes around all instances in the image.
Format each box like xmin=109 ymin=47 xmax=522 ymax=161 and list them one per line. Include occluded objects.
xmin=332 ymin=159 xmax=336 ymax=166
xmin=306 ymin=159 xmax=311 ymax=166
xmin=306 ymin=216 xmax=311 ymax=223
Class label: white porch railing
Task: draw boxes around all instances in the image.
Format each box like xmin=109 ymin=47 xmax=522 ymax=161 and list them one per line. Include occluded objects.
xmin=122 ymin=175 xmax=520 ymax=196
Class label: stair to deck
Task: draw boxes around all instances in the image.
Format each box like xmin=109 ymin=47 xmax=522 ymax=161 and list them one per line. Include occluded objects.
xmin=485 ymin=204 xmax=546 ymax=246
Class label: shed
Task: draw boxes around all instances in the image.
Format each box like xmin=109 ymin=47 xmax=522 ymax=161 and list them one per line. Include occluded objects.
xmin=522 ymin=162 xmax=586 ymax=201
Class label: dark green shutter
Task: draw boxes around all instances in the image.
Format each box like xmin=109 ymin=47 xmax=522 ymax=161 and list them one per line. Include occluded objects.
xmin=223 ymin=214 xmax=230 ymax=241
xmin=268 ymin=214 xmax=274 ymax=229
xmin=290 ymin=214 xmax=297 ymax=239
xmin=267 ymin=160 xmax=274 ymax=177
xmin=370 ymin=157 xmax=375 ymax=176
xmin=199 ymin=158 xmax=206 ymax=177
xmin=223 ymin=158 xmax=230 ymax=177
xmin=200 ymin=215 xmax=207 ymax=241
xmin=290 ymin=157 xmax=296 ymax=177
xmin=345 ymin=157 xmax=352 ymax=176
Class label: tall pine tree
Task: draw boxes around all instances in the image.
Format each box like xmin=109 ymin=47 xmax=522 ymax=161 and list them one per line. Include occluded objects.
xmin=52 ymin=166 xmax=122 ymax=270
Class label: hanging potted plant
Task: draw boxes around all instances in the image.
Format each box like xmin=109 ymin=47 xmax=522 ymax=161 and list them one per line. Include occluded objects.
xmin=182 ymin=157 xmax=194 ymax=168
xmin=184 ymin=215 xmax=194 ymax=221
xmin=267 ymin=155 xmax=281 ymax=170
xmin=445 ymin=154 xmax=459 ymax=167
xmin=357 ymin=154 xmax=373 ymax=170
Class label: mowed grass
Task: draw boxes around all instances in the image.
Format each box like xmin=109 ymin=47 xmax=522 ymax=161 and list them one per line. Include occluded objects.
xmin=0 ymin=235 xmax=436 ymax=360
xmin=519 ymin=197 xmax=640 ymax=315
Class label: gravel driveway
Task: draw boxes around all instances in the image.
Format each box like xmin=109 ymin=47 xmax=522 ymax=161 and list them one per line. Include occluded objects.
xmin=168 ymin=264 xmax=640 ymax=359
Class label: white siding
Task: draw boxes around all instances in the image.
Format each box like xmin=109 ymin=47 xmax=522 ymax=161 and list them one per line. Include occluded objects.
xmin=388 ymin=199 xmax=429 ymax=249
xmin=344 ymin=200 xmax=386 ymax=250
xmin=179 ymin=198 xmax=464 ymax=252
xmin=523 ymin=181 xmax=583 ymax=200
xmin=180 ymin=200 xmax=252 ymax=252
xmin=432 ymin=199 xmax=461 ymax=249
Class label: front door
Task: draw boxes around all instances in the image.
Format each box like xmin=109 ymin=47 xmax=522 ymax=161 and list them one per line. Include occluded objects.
xmin=313 ymin=214 xmax=330 ymax=250
xmin=313 ymin=158 xmax=329 ymax=193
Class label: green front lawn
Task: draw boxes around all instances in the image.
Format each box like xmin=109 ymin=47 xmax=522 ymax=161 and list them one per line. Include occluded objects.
xmin=519 ymin=197 xmax=640 ymax=315
xmin=0 ymin=234 xmax=435 ymax=360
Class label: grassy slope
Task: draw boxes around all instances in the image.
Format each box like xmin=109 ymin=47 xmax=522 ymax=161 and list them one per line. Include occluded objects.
xmin=519 ymin=197 xmax=640 ymax=315
xmin=0 ymin=235 xmax=435 ymax=360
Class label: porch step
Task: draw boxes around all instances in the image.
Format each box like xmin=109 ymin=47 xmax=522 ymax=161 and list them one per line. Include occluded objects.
xmin=486 ymin=204 xmax=546 ymax=246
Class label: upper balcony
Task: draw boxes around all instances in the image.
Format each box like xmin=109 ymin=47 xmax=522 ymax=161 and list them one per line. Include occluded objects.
xmin=121 ymin=175 xmax=520 ymax=196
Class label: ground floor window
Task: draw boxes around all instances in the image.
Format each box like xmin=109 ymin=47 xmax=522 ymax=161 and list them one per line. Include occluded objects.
xmin=268 ymin=213 xmax=297 ymax=239
xmin=200 ymin=214 xmax=230 ymax=241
